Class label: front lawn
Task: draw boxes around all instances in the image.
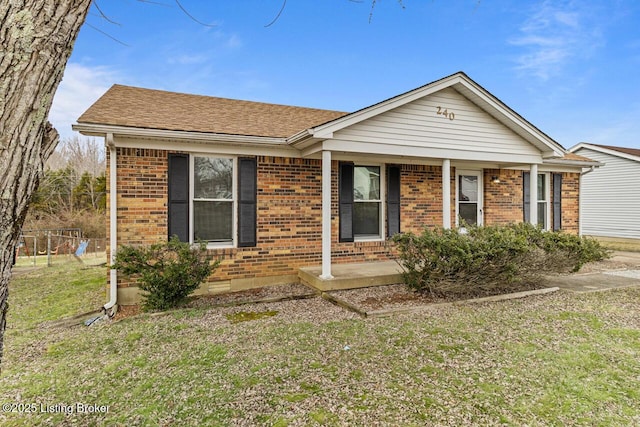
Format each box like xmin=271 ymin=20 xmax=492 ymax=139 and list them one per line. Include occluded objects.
xmin=1 ymin=261 xmax=639 ymax=426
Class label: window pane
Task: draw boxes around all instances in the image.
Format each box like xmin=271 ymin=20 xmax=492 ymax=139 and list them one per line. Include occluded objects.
xmin=354 ymin=166 xmax=380 ymax=201
xmin=537 ymin=174 xmax=546 ymax=201
xmin=538 ymin=202 xmax=547 ymax=229
xmin=354 ymin=202 xmax=380 ymax=237
xmin=459 ymin=175 xmax=478 ymax=202
xmin=459 ymin=203 xmax=478 ymax=226
xmin=194 ymin=157 xmax=233 ymax=199
xmin=193 ymin=201 xmax=233 ymax=242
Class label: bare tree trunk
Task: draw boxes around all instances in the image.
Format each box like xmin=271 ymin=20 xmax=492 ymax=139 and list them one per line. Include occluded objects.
xmin=0 ymin=0 xmax=91 ymax=370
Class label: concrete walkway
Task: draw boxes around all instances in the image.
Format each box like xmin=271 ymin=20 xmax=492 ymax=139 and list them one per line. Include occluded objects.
xmin=546 ymin=251 xmax=640 ymax=293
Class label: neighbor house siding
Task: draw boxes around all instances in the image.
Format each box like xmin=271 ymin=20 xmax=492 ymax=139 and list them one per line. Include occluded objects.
xmin=330 ymin=88 xmax=540 ymax=159
xmin=573 ymin=148 xmax=640 ymax=239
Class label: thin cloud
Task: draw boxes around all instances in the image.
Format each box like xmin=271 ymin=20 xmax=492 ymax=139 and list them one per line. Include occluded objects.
xmin=167 ymin=54 xmax=209 ymax=65
xmin=49 ymin=63 xmax=120 ymax=140
xmin=509 ymin=1 xmax=604 ymax=80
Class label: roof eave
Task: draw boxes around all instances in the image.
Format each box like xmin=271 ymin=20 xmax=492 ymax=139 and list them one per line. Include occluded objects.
xmin=542 ymin=158 xmax=603 ymax=167
xmin=72 ymin=123 xmax=288 ymax=145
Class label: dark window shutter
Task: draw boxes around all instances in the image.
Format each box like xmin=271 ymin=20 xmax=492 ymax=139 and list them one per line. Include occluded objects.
xmin=339 ymin=162 xmax=354 ymax=242
xmin=523 ymin=172 xmax=530 ymax=223
xmin=168 ymin=153 xmax=189 ymax=242
xmin=237 ymin=157 xmax=257 ymax=247
xmin=387 ymin=165 xmax=401 ymax=237
xmin=553 ymin=173 xmax=562 ymax=231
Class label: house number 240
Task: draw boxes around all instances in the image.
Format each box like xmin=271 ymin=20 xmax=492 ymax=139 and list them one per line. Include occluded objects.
xmin=436 ymin=106 xmax=455 ymax=121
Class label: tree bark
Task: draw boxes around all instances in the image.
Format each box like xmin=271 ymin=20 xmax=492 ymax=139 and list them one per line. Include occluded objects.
xmin=0 ymin=0 xmax=92 ymax=370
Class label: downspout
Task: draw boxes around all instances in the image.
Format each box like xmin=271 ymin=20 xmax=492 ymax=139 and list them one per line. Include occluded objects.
xmin=104 ymin=133 xmax=118 ymax=316
xmin=578 ymin=165 xmax=596 ymax=237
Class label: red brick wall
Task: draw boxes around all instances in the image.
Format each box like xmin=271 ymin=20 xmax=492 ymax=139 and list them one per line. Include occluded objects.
xmin=483 ymin=169 xmax=524 ymax=225
xmin=559 ymin=173 xmax=580 ymax=234
xmin=107 ymin=149 xmax=581 ymax=291
xmin=399 ymin=164 xmax=445 ymax=233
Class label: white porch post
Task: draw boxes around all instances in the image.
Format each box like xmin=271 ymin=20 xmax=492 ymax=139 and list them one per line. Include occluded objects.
xmin=320 ymin=150 xmax=333 ymax=279
xmin=442 ymin=159 xmax=451 ymax=229
xmin=529 ymin=163 xmax=538 ymax=226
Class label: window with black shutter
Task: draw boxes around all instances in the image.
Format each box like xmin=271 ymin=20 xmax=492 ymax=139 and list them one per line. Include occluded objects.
xmin=168 ymin=154 xmax=257 ymax=247
xmin=168 ymin=153 xmax=189 ymax=242
xmin=237 ymin=157 xmax=257 ymax=247
xmin=387 ymin=165 xmax=401 ymax=237
xmin=553 ymin=173 xmax=562 ymax=231
xmin=523 ymin=171 xmax=551 ymax=230
xmin=339 ymin=162 xmax=354 ymax=242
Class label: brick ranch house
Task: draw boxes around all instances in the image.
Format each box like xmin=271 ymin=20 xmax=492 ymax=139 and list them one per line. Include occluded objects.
xmin=74 ymin=72 xmax=597 ymax=307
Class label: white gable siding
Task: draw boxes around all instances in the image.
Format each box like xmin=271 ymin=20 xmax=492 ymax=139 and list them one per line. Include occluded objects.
xmin=575 ymin=147 xmax=640 ymax=239
xmin=331 ymin=87 xmax=540 ymax=161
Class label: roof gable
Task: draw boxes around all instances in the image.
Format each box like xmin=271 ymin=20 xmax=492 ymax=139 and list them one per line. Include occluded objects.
xmin=330 ymin=86 xmax=540 ymax=158
xmin=304 ymin=72 xmax=565 ymax=158
xmin=77 ymin=84 xmax=347 ymax=138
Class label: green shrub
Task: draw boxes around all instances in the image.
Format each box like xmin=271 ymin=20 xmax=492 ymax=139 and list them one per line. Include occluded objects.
xmin=113 ymin=237 xmax=219 ymax=311
xmin=392 ymin=223 xmax=610 ymax=297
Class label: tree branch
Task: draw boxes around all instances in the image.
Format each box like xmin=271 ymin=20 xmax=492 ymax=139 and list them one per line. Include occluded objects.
xmin=265 ymin=0 xmax=287 ymax=28
xmin=174 ymin=0 xmax=216 ymax=27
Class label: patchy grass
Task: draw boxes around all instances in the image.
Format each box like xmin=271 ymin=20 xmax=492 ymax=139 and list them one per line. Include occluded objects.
xmin=1 ymin=262 xmax=639 ymax=426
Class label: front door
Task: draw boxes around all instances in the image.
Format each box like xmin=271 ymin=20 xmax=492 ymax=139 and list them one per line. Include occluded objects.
xmin=456 ymin=170 xmax=483 ymax=226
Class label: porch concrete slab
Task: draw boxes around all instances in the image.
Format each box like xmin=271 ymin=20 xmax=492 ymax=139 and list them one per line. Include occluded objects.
xmin=546 ymin=271 xmax=640 ymax=293
xmin=299 ymin=261 xmax=403 ymax=291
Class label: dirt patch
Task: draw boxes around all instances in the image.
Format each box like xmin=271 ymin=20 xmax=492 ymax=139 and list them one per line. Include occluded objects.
xmin=113 ymin=304 xmax=141 ymax=321
xmin=185 ymin=283 xmax=317 ymax=308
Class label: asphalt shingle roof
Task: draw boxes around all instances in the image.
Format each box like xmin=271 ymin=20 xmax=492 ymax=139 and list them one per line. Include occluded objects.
xmin=77 ymin=84 xmax=348 ymax=138
xmin=591 ymin=144 xmax=640 ymax=158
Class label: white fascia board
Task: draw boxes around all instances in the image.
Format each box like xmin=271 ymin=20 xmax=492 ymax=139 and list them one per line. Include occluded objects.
xmin=287 ymin=129 xmax=313 ymax=145
xmin=542 ymin=158 xmax=602 ymax=168
xmin=569 ymin=143 xmax=640 ymax=163
xmin=319 ymin=140 xmax=542 ymax=164
xmin=72 ymin=123 xmax=287 ymax=145
xmin=73 ymin=123 xmax=299 ymax=157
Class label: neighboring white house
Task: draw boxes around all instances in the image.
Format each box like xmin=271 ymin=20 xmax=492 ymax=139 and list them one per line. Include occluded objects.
xmin=569 ymin=143 xmax=640 ymax=239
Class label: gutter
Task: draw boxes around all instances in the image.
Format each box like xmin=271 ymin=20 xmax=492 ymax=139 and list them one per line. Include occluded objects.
xmin=104 ymin=133 xmax=118 ymax=316
xmin=72 ymin=123 xmax=286 ymax=145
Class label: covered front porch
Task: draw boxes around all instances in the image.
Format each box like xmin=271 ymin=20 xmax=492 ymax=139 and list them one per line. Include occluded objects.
xmin=311 ymin=152 xmax=545 ymax=284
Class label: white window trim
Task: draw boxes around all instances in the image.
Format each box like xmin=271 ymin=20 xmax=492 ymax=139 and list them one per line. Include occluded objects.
xmin=354 ymin=163 xmax=385 ymax=242
xmin=455 ymin=169 xmax=484 ymax=227
xmin=538 ymin=172 xmax=551 ymax=231
xmin=189 ymin=154 xmax=237 ymax=249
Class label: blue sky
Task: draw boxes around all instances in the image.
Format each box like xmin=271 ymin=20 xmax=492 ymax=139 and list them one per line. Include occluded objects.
xmin=51 ymin=0 xmax=640 ymax=149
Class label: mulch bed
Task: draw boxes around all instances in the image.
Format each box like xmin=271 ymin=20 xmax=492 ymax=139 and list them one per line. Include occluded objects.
xmin=113 ymin=283 xmax=317 ymax=321
xmin=111 ymin=258 xmax=633 ymax=321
